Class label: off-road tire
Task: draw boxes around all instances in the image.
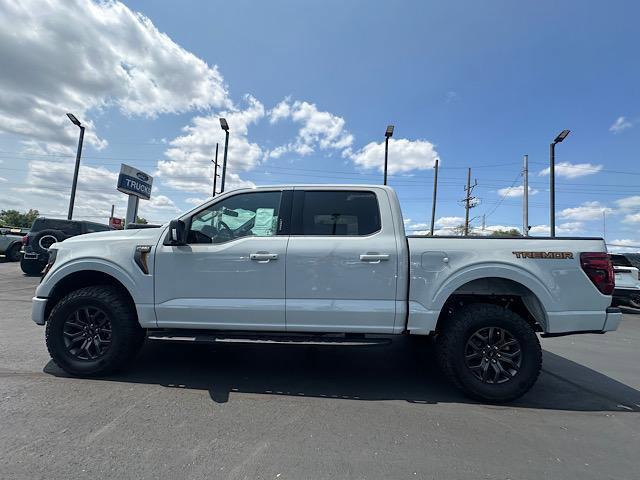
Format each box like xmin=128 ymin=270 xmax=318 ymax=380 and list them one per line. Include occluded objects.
xmin=7 ymin=243 xmax=21 ymax=262
xmin=436 ymin=303 xmax=542 ymax=403
xmin=45 ymin=285 xmax=144 ymax=376
xmin=20 ymin=257 xmax=45 ymax=275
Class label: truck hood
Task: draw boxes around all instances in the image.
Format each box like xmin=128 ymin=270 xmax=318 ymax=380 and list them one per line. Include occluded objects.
xmin=58 ymin=225 xmax=166 ymax=247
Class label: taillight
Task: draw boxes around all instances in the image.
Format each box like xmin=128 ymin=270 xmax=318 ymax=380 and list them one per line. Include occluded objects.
xmin=580 ymin=252 xmax=614 ymax=295
xmin=22 ymin=235 xmax=28 ymax=246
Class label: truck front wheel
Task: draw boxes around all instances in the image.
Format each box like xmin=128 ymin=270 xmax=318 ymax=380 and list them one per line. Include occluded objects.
xmin=45 ymin=286 xmax=144 ymax=376
xmin=436 ymin=303 xmax=542 ymax=403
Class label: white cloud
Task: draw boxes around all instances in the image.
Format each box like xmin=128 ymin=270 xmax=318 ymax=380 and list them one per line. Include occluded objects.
xmin=538 ymin=162 xmax=602 ymax=179
xmin=405 ymin=222 xmax=430 ymax=232
xmin=156 ymin=95 xmax=264 ymax=195
xmin=615 ymin=196 xmax=640 ymax=210
xmin=0 ymin=0 xmax=229 ymax=152
xmin=608 ymin=239 xmax=640 ymax=253
xmin=268 ymin=98 xmax=291 ymax=124
xmin=528 ymin=222 xmax=584 ymax=236
xmin=185 ymin=197 xmax=209 ymax=206
xmin=497 ymin=185 xmax=539 ymax=198
xmin=622 ymin=213 xmax=640 ymax=224
xmin=436 ymin=216 xmax=464 ymax=228
xmin=349 ymin=138 xmax=440 ymax=174
xmin=267 ymin=99 xmax=353 ymax=157
xmin=558 ymin=201 xmax=613 ymax=221
xmin=609 ymin=116 xmax=632 ymax=134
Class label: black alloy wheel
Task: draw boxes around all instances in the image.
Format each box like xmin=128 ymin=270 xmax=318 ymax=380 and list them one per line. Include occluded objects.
xmin=62 ymin=306 xmax=112 ymax=360
xmin=464 ymin=327 xmax=522 ymax=384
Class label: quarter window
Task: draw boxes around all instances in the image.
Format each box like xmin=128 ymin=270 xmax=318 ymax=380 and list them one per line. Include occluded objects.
xmin=188 ymin=191 xmax=282 ymax=244
xmin=299 ymin=191 xmax=381 ymax=236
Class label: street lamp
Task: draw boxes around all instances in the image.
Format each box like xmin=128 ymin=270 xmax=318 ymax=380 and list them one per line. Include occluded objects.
xmin=383 ymin=125 xmax=394 ymax=185
xmin=66 ymin=113 xmax=85 ymax=220
xmin=219 ymin=118 xmax=230 ymax=193
xmin=549 ymin=129 xmax=570 ymax=237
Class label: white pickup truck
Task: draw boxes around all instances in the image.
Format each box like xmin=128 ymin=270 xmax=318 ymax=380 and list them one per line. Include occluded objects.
xmin=32 ymin=185 xmax=621 ymax=402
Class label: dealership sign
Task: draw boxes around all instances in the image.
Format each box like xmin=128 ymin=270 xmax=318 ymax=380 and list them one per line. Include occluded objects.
xmin=117 ymin=164 xmax=153 ymax=200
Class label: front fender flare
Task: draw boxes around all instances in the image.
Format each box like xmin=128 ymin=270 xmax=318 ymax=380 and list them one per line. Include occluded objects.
xmin=37 ymin=258 xmax=140 ymax=302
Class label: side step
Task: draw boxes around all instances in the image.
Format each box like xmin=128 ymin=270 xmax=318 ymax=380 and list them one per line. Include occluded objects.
xmin=146 ymin=331 xmax=391 ymax=347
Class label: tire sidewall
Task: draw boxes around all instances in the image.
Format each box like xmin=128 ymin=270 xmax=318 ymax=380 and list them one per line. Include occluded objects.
xmin=448 ymin=306 xmax=541 ymax=402
xmin=20 ymin=257 xmax=45 ymax=275
xmin=47 ymin=291 xmax=128 ymax=376
xmin=8 ymin=243 xmax=21 ymax=262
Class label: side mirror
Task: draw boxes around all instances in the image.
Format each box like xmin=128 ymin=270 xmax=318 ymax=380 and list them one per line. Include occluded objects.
xmin=165 ymin=219 xmax=187 ymax=246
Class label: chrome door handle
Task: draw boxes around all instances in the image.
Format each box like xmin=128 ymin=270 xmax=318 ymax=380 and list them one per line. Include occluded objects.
xmin=360 ymin=253 xmax=390 ymax=262
xmin=250 ymin=252 xmax=278 ymax=262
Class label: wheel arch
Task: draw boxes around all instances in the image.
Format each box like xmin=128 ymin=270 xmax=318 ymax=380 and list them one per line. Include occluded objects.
xmin=42 ymin=264 xmax=138 ymax=324
xmin=433 ymin=265 xmax=553 ymax=332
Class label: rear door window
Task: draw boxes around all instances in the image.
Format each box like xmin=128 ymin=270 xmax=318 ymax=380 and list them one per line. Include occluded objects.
xmin=296 ymin=191 xmax=381 ymax=236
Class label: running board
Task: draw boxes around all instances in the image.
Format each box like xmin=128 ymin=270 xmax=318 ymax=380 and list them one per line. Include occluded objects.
xmin=146 ymin=331 xmax=391 ymax=347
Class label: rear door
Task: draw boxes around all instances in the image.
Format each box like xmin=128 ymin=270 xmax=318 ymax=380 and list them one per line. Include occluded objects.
xmin=285 ymin=187 xmax=399 ymax=333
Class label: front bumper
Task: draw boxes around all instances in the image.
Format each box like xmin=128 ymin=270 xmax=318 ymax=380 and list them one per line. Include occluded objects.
xmin=32 ymin=297 xmax=47 ymax=325
xmin=602 ymin=306 xmax=623 ymax=332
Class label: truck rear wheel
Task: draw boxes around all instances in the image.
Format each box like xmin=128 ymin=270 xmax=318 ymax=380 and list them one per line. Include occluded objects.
xmin=45 ymin=285 xmax=144 ymax=377
xmin=436 ymin=303 xmax=542 ymax=403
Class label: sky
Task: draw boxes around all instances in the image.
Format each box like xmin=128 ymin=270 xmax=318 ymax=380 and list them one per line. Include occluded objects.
xmin=0 ymin=0 xmax=639 ymax=250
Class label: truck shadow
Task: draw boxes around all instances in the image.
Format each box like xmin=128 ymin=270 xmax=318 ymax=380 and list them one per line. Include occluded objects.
xmin=44 ymin=337 xmax=640 ymax=412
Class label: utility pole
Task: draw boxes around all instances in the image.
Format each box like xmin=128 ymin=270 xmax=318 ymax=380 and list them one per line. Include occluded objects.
xmin=603 ymin=210 xmax=606 ymax=240
xmin=429 ymin=159 xmax=439 ymax=236
xmin=212 ymin=143 xmax=219 ymax=197
xmin=523 ymin=154 xmax=529 ymax=236
xmin=482 ymin=214 xmax=486 ymax=231
xmin=463 ymin=168 xmax=477 ymax=236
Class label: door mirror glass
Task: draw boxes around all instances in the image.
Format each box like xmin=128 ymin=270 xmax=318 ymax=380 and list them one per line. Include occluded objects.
xmin=166 ymin=219 xmax=187 ymax=246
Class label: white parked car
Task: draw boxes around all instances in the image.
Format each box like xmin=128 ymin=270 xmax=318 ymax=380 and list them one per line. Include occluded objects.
xmin=32 ymin=185 xmax=621 ymax=402
xmin=611 ymin=253 xmax=640 ymax=309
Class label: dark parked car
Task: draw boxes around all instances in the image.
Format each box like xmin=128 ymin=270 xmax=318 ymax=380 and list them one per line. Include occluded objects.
xmin=0 ymin=227 xmax=30 ymax=261
xmin=21 ymin=218 xmax=112 ymax=275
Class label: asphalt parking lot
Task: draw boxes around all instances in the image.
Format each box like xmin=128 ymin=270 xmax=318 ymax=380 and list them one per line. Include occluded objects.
xmin=0 ymin=260 xmax=639 ymax=480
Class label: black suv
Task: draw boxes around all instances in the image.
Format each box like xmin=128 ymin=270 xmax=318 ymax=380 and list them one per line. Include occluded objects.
xmin=21 ymin=218 xmax=112 ymax=275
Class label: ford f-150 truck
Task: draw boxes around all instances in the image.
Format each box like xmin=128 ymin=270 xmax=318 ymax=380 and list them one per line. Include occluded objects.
xmin=32 ymin=185 xmax=621 ymax=402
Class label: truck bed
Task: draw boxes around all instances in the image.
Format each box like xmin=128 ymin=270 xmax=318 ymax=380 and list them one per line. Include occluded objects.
xmin=405 ymin=236 xmax=612 ymax=335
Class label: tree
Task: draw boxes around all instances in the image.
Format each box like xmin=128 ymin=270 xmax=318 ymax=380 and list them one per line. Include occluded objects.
xmin=135 ymin=216 xmax=148 ymax=224
xmin=490 ymin=228 xmax=522 ymax=237
xmin=0 ymin=209 xmax=40 ymax=227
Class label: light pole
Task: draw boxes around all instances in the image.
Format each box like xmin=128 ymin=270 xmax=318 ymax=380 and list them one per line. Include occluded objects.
xmin=212 ymin=143 xmax=220 ymax=197
xmin=383 ymin=125 xmax=394 ymax=185
xmin=219 ymin=118 xmax=229 ymax=193
xmin=549 ymin=129 xmax=570 ymax=237
xmin=66 ymin=113 xmax=85 ymax=220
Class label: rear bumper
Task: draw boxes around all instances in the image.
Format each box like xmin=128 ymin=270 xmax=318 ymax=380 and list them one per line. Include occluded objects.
xmin=31 ymin=297 xmax=47 ymax=325
xmin=602 ymin=306 xmax=623 ymax=332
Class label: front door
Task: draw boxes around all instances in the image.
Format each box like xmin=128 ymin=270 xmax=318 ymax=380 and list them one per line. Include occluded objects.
xmin=154 ymin=189 xmax=289 ymax=330
xmin=285 ymin=188 xmax=399 ymax=333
